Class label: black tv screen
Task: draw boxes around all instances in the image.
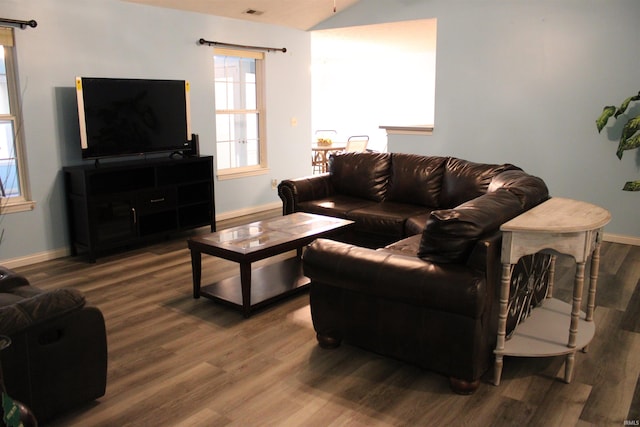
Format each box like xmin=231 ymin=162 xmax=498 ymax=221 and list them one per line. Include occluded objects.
xmin=76 ymin=77 xmax=191 ymax=159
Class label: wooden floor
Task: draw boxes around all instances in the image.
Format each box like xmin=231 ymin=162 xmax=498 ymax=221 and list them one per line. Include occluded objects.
xmin=11 ymin=210 xmax=640 ymax=427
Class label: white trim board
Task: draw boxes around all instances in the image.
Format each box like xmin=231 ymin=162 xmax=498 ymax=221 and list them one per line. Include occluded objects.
xmin=1 ymin=202 xmax=283 ymax=268
xmin=2 ymin=247 xmax=70 ymax=269
xmin=603 ymin=232 xmax=640 ymax=247
xmin=215 ymin=201 xmax=281 ymax=221
xmin=2 ymin=207 xmax=638 ymax=269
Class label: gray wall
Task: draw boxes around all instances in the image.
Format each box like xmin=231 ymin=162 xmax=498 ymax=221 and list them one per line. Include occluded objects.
xmin=1 ymin=0 xmax=639 ymax=264
xmin=0 ymin=0 xmax=311 ymax=262
xmin=318 ymin=0 xmax=640 ymax=240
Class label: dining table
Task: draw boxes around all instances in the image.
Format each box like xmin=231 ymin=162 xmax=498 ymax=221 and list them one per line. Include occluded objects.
xmin=311 ymin=142 xmax=346 ymax=173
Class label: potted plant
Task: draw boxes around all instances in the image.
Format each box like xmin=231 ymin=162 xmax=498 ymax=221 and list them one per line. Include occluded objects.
xmin=596 ymin=92 xmax=640 ymax=191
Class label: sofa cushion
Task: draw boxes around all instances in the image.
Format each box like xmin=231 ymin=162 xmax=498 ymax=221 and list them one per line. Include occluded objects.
xmin=386 ymin=154 xmax=446 ymax=207
xmin=347 ymin=201 xmax=433 ymax=238
xmin=297 ymin=194 xmax=377 ymax=217
xmin=383 ymin=234 xmax=422 ymax=257
xmin=489 ymin=169 xmax=549 ymax=209
xmin=418 ymin=189 xmax=525 ymax=263
xmin=304 ymin=238 xmax=487 ymax=319
xmin=405 ymin=212 xmax=433 ymax=236
xmin=329 ymin=152 xmax=391 ymax=202
xmin=439 ymin=158 xmax=521 ymax=209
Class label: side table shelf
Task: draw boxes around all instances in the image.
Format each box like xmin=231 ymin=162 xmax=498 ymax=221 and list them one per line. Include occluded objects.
xmin=493 ymin=197 xmax=611 ymax=386
xmin=497 ymin=298 xmax=595 ymax=357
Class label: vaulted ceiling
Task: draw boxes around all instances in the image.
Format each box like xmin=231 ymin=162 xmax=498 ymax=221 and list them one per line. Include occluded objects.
xmin=123 ymin=0 xmax=362 ymax=31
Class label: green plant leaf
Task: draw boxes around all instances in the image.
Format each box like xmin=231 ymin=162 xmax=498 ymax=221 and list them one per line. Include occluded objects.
xmin=622 ymin=180 xmax=640 ymax=191
xmin=616 ymin=115 xmax=640 ymax=159
xmin=596 ymin=106 xmax=616 ymax=133
xmin=614 ymin=91 xmax=640 ymax=118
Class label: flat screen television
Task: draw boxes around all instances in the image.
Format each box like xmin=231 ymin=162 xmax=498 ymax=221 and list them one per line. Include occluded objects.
xmin=75 ymin=77 xmax=192 ymax=159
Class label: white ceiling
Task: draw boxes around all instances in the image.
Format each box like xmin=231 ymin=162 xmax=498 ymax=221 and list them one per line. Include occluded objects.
xmin=123 ymin=0 xmax=362 ymax=31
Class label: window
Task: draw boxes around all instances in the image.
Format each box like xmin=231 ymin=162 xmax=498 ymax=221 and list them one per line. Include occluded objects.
xmin=214 ymin=48 xmax=267 ymax=179
xmin=0 ymin=27 xmax=33 ymax=213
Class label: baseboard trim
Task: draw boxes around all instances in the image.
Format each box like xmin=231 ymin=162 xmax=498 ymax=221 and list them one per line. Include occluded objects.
xmin=603 ymin=232 xmax=640 ymax=246
xmin=215 ymin=201 xmax=282 ymax=221
xmin=3 ymin=210 xmax=637 ymax=269
xmin=2 ymin=247 xmax=70 ymax=269
xmin=3 ymin=202 xmax=283 ymax=268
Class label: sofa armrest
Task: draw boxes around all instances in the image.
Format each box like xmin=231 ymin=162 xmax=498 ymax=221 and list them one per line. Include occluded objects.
xmin=0 ymin=267 xmax=31 ymax=293
xmin=3 ymin=305 xmax=107 ymax=422
xmin=278 ymin=174 xmax=334 ymax=215
xmin=303 ymin=238 xmax=487 ymax=318
xmin=0 ymin=288 xmax=86 ymax=336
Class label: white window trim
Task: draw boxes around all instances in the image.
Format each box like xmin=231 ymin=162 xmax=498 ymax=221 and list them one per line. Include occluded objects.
xmin=0 ymin=27 xmax=34 ymax=214
xmin=379 ymin=125 xmax=434 ymax=136
xmin=1 ymin=198 xmax=35 ymax=214
xmin=216 ymin=165 xmax=270 ymax=181
xmin=213 ymin=47 xmax=268 ymax=180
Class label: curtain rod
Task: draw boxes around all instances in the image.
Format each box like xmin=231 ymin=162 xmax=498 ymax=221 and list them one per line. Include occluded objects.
xmin=198 ymin=38 xmax=286 ymax=53
xmin=0 ymin=18 xmax=37 ymax=29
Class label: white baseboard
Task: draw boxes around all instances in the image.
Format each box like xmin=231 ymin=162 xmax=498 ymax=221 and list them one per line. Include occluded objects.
xmin=215 ymin=201 xmax=282 ymax=221
xmin=603 ymin=232 xmax=640 ymax=246
xmin=2 ymin=202 xmax=283 ymax=268
xmin=2 ymin=247 xmax=70 ymax=269
xmin=3 ymin=208 xmax=637 ymax=269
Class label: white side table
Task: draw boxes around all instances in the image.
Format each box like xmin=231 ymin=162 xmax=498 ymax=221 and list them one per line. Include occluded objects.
xmin=493 ymin=197 xmax=611 ymax=385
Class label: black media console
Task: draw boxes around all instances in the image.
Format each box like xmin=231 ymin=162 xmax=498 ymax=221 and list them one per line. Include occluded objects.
xmin=63 ymin=155 xmax=215 ymax=261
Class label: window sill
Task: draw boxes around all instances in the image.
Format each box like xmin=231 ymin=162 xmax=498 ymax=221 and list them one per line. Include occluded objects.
xmin=217 ymin=166 xmax=269 ymax=181
xmin=379 ymin=125 xmax=434 ymax=136
xmin=0 ymin=199 xmax=36 ymax=214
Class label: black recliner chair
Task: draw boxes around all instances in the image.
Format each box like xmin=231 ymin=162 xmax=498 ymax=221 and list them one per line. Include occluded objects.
xmin=0 ymin=266 xmax=107 ymax=423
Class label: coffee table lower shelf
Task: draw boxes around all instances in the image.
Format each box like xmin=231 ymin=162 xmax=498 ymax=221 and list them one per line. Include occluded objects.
xmin=197 ymin=257 xmax=309 ymax=316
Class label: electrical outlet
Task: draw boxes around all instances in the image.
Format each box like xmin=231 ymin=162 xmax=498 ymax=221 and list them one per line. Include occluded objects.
xmin=271 ymin=179 xmax=278 ymax=189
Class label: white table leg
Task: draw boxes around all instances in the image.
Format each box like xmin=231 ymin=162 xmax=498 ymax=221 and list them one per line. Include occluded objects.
xmin=493 ymin=262 xmax=513 ymax=386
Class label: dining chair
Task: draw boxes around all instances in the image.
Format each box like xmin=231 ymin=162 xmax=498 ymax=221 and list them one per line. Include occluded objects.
xmin=313 ymin=130 xmax=338 ymax=174
xmin=345 ymin=135 xmax=369 ymax=153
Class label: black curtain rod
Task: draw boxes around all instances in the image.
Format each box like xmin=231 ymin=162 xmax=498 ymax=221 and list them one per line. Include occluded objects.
xmin=0 ymin=18 xmax=37 ymax=29
xmin=198 ymin=38 xmax=286 ymax=53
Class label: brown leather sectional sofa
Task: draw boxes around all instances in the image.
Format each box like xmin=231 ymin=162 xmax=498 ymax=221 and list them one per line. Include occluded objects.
xmin=278 ymin=152 xmax=550 ymax=393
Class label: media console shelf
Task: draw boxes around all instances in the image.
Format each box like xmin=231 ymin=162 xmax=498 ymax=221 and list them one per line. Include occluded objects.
xmin=64 ymin=156 xmax=215 ymax=261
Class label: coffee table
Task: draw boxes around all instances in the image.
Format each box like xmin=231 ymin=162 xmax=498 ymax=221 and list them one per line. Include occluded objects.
xmin=188 ymin=212 xmax=353 ymax=317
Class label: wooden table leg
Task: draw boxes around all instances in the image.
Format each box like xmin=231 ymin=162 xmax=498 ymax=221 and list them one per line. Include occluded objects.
xmin=564 ymin=352 xmax=576 ymax=383
xmin=583 ymin=240 xmax=602 ymax=354
xmin=493 ymin=262 xmax=513 ymax=386
xmin=563 ymin=261 xmax=586 ymax=383
xmin=568 ymin=262 xmax=586 ymax=348
xmin=240 ymin=262 xmax=252 ymax=318
xmin=547 ymin=255 xmax=556 ymax=298
xmin=191 ymin=250 xmax=202 ymax=299
xmin=586 ymin=242 xmax=601 ymax=322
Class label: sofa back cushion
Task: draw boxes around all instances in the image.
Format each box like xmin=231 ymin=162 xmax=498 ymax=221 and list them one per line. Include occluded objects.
xmin=418 ymin=189 xmax=526 ymax=263
xmin=488 ymin=169 xmax=550 ymax=210
xmin=439 ymin=158 xmax=521 ymax=208
xmin=418 ymin=168 xmax=549 ymax=263
xmin=329 ymin=152 xmax=391 ymax=202
xmin=386 ymin=153 xmax=446 ymax=207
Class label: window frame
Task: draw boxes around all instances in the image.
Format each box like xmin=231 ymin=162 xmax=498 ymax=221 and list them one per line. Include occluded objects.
xmin=213 ymin=47 xmax=268 ymax=180
xmin=0 ymin=27 xmax=34 ymax=214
